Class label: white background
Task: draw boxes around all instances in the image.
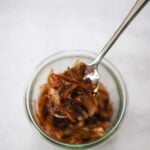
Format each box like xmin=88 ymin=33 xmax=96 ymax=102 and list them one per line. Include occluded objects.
xmin=0 ymin=0 xmax=150 ymax=149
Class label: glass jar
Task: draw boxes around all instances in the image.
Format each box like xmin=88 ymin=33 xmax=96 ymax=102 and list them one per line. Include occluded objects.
xmin=25 ymin=50 xmax=128 ymax=149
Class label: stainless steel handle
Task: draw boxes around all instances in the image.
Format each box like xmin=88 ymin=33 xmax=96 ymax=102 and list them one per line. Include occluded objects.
xmin=92 ymin=0 xmax=149 ymax=66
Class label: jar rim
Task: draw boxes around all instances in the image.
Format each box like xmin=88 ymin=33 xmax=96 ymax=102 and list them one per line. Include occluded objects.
xmin=24 ymin=50 xmax=128 ymax=148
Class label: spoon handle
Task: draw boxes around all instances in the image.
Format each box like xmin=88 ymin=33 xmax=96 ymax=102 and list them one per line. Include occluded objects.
xmin=92 ymin=0 xmax=149 ymax=66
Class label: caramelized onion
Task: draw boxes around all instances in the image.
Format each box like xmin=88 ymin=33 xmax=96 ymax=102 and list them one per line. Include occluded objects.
xmin=35 ymin=61 xmax=113 ymax=144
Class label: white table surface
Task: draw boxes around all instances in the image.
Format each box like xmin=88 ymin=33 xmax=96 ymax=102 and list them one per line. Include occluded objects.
xmin=0 ymin=0 xmax=150 ymax=149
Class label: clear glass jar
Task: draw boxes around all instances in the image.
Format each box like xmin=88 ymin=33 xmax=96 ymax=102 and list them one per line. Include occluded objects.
xmin=25 ymin=50 xmax=128 ymax=149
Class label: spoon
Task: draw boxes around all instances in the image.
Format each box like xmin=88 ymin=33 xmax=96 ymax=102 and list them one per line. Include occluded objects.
xmin=52 ymin=0 xmax=149 ymax=119
xmin=84 ymin=0 xmax=149 ymax=94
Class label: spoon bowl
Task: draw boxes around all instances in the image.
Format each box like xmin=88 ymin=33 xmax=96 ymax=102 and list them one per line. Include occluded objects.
xmin=83 ymin=64 xmax=100 ymax=94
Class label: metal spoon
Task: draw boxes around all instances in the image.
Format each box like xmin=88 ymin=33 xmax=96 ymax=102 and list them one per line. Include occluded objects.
xmin=52 ymin=0 xmax=149 ymax=118
xmin=84 ymin=0 xmax=149 ymax=94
